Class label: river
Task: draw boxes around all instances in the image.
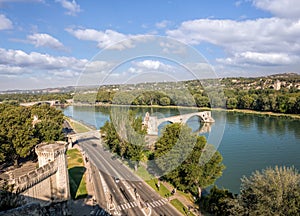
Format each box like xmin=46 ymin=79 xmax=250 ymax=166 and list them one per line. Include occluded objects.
xmin=62 ymin=105 xmax=300 ymax=194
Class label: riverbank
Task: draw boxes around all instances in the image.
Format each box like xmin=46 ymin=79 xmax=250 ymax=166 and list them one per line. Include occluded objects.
xmin=71 ymin=103 xmax=300 ymax=120
xmin=222 ymin=108 xmax=300 ymax=120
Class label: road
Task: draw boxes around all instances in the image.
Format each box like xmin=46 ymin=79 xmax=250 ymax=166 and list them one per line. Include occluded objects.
xmin=77 ymin=135 xmax=182 ymax=216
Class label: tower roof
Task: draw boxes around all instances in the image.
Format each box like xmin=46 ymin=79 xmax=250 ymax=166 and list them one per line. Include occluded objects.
xmin=35 ymin=141 xmax=67 ymax=154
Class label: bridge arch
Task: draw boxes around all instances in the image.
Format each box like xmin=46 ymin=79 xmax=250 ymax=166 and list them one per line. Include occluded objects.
xmin=185 ymin=114 xmax=205 ymax=123
xmin=143 ymin=111 xmax=214 ymax=135
xmin=157 ymin=120 xmax=174 ymax=133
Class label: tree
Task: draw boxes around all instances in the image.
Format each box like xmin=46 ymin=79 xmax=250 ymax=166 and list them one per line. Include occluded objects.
xmin=159 ymin=97 xmax=171 ymax=106
xmin=31 ymin=104 xmax=65 ymax=142
xmin=154 ymin=123 xmax=195 ymax=177
xmin=194 ymin=94 xmax=210 ymax=107
xmin=201 ymin=185 xmax=235 ymax=216
xmin=0 ymin=105 xmax=38 ymax=165
xmin=294 ymin=96 xmax=300 ymax=114
xmin=231 ymin=166 xmax=300 ymax=216
xmin=226 ymin=97 xmax=238 ymax=109
xmin=101 ymin=108 xmax=147 ymax=171
xmin=238 ymin=95 xmax=254 ymax=109
xmin=275 ymin=95 xmax=289 ymax=113
xmin=154 ymin=123 xmax=225 ymax=196
xmin=125 ymin=112 xmax=147 ymax=171
xmin=0 ymin=104 xmax=64 ymax=165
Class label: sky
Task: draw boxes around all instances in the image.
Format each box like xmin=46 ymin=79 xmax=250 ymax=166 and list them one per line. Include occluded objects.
xmin=0 ymin=0 xmax=300 ymax=90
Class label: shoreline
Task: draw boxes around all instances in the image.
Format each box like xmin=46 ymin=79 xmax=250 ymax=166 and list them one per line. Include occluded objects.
xmin=70 ymin=103 xmax=300 ymax=120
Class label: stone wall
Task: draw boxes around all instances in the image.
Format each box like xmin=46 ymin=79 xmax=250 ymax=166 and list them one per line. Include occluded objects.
xmin=11 ymin=161 xmax=57 ymax=194
xmin=4 ymin=142 xmax=70 ymax=206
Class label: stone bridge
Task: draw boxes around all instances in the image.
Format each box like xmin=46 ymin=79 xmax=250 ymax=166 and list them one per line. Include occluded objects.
xmin=143 ymin=111 xmax=214 ymax=135
xmin=68 ymin=130 xmax=100 ymax=144
xmin=20 ymin=100 xmax=61 ymax=107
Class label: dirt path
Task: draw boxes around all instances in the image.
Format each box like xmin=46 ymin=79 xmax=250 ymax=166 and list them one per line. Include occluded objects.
xmin=162 ymin=181 xmax=202 ymax=215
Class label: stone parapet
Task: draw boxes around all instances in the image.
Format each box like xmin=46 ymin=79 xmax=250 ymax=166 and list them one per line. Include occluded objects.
xmin=10 ymin=161 xmax=57 ymax=193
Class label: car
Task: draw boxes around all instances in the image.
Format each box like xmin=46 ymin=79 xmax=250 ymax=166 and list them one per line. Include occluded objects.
xmin=114 ymin=177 xmax=120 ymax=183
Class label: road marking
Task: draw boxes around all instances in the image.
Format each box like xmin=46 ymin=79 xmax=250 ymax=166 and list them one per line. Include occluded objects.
xmin=117 ymin=201 xmax=140 ymax=211
xmin=150 ymin=202 xmax=155 ymax=207
xmin=158 ymin=199 xmax=165 ymax=205
xmin=130 ymin=202 xmax=134 ymax=208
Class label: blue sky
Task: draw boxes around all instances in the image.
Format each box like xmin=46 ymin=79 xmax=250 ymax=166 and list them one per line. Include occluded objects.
xmin=0 ymin=0 xmax=300 ymax=90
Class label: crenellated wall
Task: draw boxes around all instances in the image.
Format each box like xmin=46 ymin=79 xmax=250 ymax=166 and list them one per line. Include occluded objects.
xmin=7 ymin=141 xmax=70 ymax=205
xmin=11 ymin=161 xmax=57 ymax=194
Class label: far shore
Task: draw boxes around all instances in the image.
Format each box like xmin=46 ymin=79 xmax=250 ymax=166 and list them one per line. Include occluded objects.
xmin=69 ymin=103 xmax=300 ymax=120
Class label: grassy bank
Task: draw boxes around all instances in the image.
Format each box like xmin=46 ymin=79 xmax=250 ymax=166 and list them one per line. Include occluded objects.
xmin=67 ymin=148 xmax=88 ymax=199
xmin=223 ymin=108 xmax=300 ymax=119
xmin=145 ymin=179 xmax=171 ymax=198
xmin=65 ymin=117 xmax=91 ymax=133
xmin=170 ymin=199 xmax=196 ymax=216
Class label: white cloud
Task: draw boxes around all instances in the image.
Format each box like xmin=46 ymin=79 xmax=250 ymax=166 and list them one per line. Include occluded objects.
xmin=66 ymin=28 xmax=142 ymax=50
xmin=66 ymin=28 xmax=127 ymax=48
xmin=135 ymin=60 xmax=161 ymax=70
xmin=0 ymin=14 xmax=13 ymax=30
xmin=128 ymin=60 xmax=177 ymax=75
xmin=252 ymin=0 xmax=300 ymax=18
xmin=217 ymin=52 xmax=297 ymax=66
xmin=159 ymin=41 xmax=187 ymax=54
xmin=0 ymin=65 xmax=26 ymax=75
xmin=166 ymin=17 xmax=300 ymax=68
xmin=55 ymin=0 xmax=81 ymax=16
xmin=155 ymin=20 xmax=171 ymax=29
xmin=27 ymin=33 xmax=66 ymax=50
xmin=0 ymin=48 xmax=120 ymax=89
xmin=0 ymin=48 xmax=87 ymax=73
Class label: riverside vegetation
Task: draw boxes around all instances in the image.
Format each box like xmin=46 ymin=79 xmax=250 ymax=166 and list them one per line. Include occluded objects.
xmin=100 ymin=107 xmax=225 ymax=211
xmin=100 ymin=107 xmax=300 ymax=215
xmin=73 ymin=73 xmax=300 ymax=114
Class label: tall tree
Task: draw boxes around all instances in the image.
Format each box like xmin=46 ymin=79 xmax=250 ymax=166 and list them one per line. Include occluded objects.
xmin=0 ymin=104 xmax=64 ymax=165
xmin=230 ymin=166 xmax=300 ymax=216
xmin=101 ymin=108 xmax=147 ymax=170
xmin=201 ymin=186 xmax=235 ymax=216
xmin=154 ymin=123 xmax=224 ymax=196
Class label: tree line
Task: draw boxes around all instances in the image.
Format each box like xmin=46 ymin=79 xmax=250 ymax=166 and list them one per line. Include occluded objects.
xmin=0 ymin=104 xmax=65 ymax=166
xmin=74 ymin=84 xmax=300 ymax=114
xmin=0 ymin=93 xmax=72 ymax=104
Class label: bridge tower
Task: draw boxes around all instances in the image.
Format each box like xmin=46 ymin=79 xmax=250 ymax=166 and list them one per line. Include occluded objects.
xmin=35 ymin=141 xmax=70 ymax=201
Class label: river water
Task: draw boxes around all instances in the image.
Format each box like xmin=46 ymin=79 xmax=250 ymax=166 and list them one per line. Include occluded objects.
xmin=62 ymin=106 xmax=300 ymax=194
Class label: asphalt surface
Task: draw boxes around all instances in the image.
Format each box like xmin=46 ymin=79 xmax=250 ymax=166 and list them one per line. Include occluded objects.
xmin=77 ymin=135 xmax=182 ymax=216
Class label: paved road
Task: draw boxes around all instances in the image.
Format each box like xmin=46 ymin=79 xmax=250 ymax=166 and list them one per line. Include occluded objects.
xmin=77 ymin=135 xmax=182 ymax=216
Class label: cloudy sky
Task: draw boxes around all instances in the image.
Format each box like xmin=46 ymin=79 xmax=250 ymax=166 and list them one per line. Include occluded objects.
xmin=0 ymin=0 xmax=300 ymax=90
